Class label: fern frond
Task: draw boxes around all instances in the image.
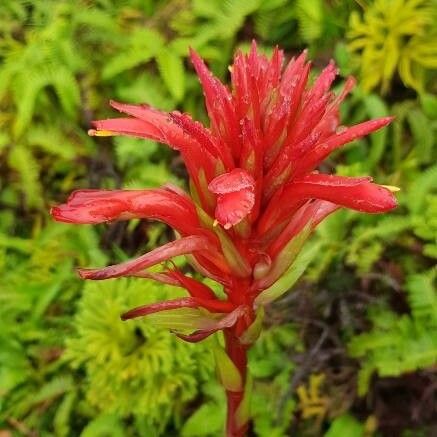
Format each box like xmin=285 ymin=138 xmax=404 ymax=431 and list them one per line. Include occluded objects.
xmin=296 ymin=0 xmax=323 ymax=43
xmin=349 ymin=313 xmax=437 ymax=395
xmin=407 ymin=164 xmax=437 ymax=214
xmin=27 ymin=124 xmax=80 ymax=159
xmin=7 ymin=145 xmax=42 ymax=208
xmin=346 ymin=216 xmax=412 ymax=272
xmin=102 ymin=28 xmax=164 ymax=80
xmin=156 ymin=48 xmax=186 ymax=102
xmin=12 ymin=68 xmax=49 ymax=138
xmin=406 ymin=269 xmax=437 ymax=324
xmin=51 ymin=66 xmax=81 ymax=118
xmin=216 ymin=0 xmax=262 ymax=39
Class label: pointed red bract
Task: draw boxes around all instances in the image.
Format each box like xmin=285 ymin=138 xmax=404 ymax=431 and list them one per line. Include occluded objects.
xmin=78 ymin=235 xmax=213 ymax=280
xmin=52 ymin=42 xmax=397 ymax=344
xmin=121 ymin=296 xmax=235 ymax=321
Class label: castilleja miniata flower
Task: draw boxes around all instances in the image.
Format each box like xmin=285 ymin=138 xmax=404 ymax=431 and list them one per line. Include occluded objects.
xmin=52 ymin=42 xmax=397 ymax=436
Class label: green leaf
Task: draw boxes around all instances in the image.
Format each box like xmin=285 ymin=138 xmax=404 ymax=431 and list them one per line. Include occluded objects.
xmin=420 ymin=93 xmax=437 ymax=119
xmin=80 ymin=414 xmax=125 ymax=437
xmin=255 ymin=241 xmax=320 ymax=306
xmin=145 ymin=307 xmax=220 ymax=332
xmin=212 ymin=342 xmax=242 ymax=392
xmin=407 ymin=108 xmax=434 ymax=164
xmin=31 ymin=376 xmax=73 ymax=406
xmin=156 ymin=48 xmax=186 ymax=102
xmin=54 ymin=391 xmax=77 ymax=437
xmin=214 ymin=226 xmax=252 ymax=278
xmin=235 ymin=373 xmax=253 ymax=429
xmin=324 ymin=414 xmax=364 ymax=437
xmin=363 ymin=94 xmax=389 ymax=167
xmin=182 ymin=402 xmax=225 ymax=436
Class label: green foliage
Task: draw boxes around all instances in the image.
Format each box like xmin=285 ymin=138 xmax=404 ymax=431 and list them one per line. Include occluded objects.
xmin=66 ymin=278 xmax=213 ymax=433
xmin=349 ymin=269 xmax=437 ymax=395
xmin=253 ymin=0 xmax=352 ymax=48
xmin=0 ymin=223 xmax=106 ymax=433
xmin=80 ymin=414 xmax=125 ymax=437
xmin=1 ymin=0 xmax=436 ymax=435
xmin=324 ymin=414 xmax=364 ymax=437
xmin=249 ymin=324 xmax=301 ymax=436
xmin=347 ymin=0 xmax=437 ymax=93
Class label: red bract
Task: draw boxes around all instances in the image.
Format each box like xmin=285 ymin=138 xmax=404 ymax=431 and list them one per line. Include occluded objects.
xmin=52 ymin=42 xmax=397 ymax=436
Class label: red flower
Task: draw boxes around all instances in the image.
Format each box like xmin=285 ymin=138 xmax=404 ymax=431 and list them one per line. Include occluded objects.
xmin=52 ymin=42 xmax=397 ymax=435
xmin=52 ymin=42 xmax=397 ymax=340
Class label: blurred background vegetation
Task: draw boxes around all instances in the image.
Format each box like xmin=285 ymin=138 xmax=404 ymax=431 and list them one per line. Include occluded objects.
xmin=0 ymin=0 xmax=436 ymax=435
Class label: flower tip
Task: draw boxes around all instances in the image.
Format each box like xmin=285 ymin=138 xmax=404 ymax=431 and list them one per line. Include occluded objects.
xmin=188 ymin=46 xmax=201 ymax=63
xmin=378 ymin=187 xmax=399 ymax=212
xmin=50 ymin=205 xmax=74 ymax=223
xmin=383 ymin=115 xmax=396 ymax=125
xmin=50 ymin=206 xmax=60 ymax=219
xmin=109 ymin=99 xmax=124 ymax=112
xmin=77 ymin=267 xmax=108 ymax=280
xmin=76 ymin=268 xmax=87 ymax=279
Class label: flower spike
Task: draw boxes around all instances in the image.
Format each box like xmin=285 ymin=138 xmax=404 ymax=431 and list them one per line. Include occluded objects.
xmin=52 ymin=43 xmax=398 ymax=437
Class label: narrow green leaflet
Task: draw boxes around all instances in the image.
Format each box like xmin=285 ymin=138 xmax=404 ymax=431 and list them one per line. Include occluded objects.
xmin=363 ymin=94 xmax=389 ymax=168
xmin=146 ymin=307 xmax=221 ymax=332
xmin=212 ymin=342 xmax=242 ymax=392
xmin=215 ymin=226 xmax=252 ymax=278
xmin=235 ymin=373 xmax=253 ymax=428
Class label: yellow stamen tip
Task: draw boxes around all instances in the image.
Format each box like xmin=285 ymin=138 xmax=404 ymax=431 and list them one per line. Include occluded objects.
xmin=213 ymin=219 xmax=219 ymax=227
xmin=88 ymin=129 xmax=116 ymax=137
xmin=381 ymin=185 xmax=401 ymax=192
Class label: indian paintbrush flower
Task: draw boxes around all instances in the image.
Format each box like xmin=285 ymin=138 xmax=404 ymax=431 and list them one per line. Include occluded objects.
xmin=51 ymin=42 xmax=397 ymax=436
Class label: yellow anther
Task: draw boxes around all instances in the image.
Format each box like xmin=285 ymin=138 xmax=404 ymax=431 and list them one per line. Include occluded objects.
xmin=381 ymin=185 xmax=400 ymax=192
xmin=88 ymin=129 xmax=116 ymax=137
